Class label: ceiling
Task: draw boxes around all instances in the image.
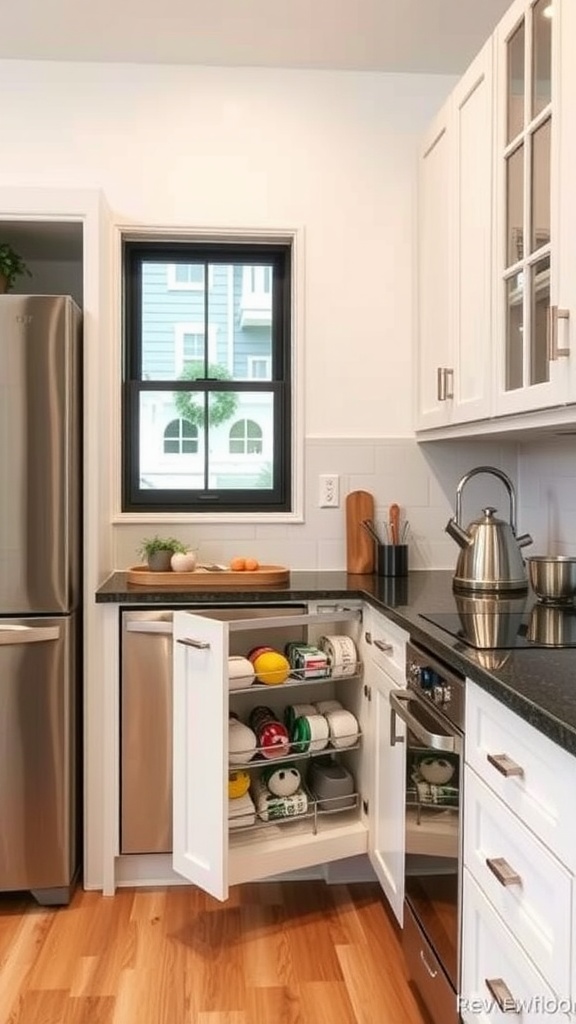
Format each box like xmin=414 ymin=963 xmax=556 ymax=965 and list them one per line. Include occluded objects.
xmin=1 ymin=0 xmax=511 ymax=74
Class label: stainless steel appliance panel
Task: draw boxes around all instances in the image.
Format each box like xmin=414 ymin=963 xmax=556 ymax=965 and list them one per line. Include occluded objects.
xmin=121 ymin=613 xmax=173 ymax=853
xmin=0 ymin=615 xmax=79 ymax=900
xmin=393 ymin=641 xmax=464 ymax=1024
xmin=0 ymin=295 xmax=81 ymax=613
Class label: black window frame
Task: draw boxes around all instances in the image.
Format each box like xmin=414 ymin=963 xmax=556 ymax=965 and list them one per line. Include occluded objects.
xmin=122 ymin=238 xmax=292 ymax=513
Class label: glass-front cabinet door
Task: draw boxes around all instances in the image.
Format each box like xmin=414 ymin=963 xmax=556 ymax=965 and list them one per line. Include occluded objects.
xmin=495 ymin=0 xmax=571 ymax=415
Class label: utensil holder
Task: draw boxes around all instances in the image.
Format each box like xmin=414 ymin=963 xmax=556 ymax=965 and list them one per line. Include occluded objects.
xmin=377 ymin=544 xmax=408 ymax=577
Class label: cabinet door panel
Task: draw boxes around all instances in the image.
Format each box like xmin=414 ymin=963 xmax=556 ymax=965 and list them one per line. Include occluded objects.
xmin=416 ymin=104 xmax=452 ymax=430
xmin=452 ymin=40 xmax=493 ymax=423
xmin=368 ymin=662 xmax=405 ymax=924
xmin=461 ymin=869 xmax=570 ymax=1023
xmin=494 ymin=0 xmax=565 ymax=415
xmin=172 ymin=611 xmax=228 ymax=900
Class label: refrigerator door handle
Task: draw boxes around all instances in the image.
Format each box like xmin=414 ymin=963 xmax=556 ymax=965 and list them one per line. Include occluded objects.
xmin=0 ymin=625 xmax=61 ymax=646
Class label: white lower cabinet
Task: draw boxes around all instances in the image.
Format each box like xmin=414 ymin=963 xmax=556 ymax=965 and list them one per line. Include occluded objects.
xmin=462 ymin=681 xmax=575 ymax=1021
xmin=172 ymin=604 xmax=405 ymax=903
xmin=461 ymin=870 xmax=570 ymax=1024
xmin=464 ymin=768 xmax=571 ymax=998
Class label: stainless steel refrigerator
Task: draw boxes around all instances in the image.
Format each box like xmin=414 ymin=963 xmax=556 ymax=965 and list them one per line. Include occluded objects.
xmin=0 ymin=295 xmax=82 ymax=905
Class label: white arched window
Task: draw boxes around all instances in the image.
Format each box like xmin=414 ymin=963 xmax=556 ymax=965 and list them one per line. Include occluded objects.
xmin=229 ymin=419 xmax=263 ymax=455
xmin=163 ymin=418 xmax=198 ymax=454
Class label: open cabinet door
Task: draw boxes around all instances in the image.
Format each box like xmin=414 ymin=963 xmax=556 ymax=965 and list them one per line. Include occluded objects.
xmin=172 ymin=611 xmax=229 ymax=900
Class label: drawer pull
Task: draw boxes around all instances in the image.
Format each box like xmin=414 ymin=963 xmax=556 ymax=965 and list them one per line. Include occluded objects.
xmin=419 ymin=949 xmax=438 ymax=979
xmin=487 ymin=752 xmax=524 ymax=778
xmin=374 ymin=640 xmax=393 ymax=654
xmin=485 ymin=857 xmax=522 ymax=888
xmin=485 ymin=977 xmax=518 ymax=1012
xmin=177 ymin=637 xmax=211 ymax=650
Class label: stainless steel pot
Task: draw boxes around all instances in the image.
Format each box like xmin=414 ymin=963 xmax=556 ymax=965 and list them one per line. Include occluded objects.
xmin=445 ymin=466 xmax=532 ymax=592
xmin=527 ymin=555 xmax=576 ymax=604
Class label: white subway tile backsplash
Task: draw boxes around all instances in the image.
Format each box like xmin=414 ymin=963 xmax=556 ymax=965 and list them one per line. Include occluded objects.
xmin=114 ymin=434 xmax=576 ymax=572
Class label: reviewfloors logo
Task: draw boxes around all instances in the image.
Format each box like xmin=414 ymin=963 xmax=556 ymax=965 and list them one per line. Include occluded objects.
xmin=458 ymin=994 xmax=575 ymax=1014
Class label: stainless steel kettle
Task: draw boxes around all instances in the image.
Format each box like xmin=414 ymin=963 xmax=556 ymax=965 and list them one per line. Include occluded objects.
xmin=445 ymin=466 xmax=533 ymax=592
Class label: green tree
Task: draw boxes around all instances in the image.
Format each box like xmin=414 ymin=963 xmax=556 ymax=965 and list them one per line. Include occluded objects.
xmin=174 ymin=362 xmax=239 ymax=428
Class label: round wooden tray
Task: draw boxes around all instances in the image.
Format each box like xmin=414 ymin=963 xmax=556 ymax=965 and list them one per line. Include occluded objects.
xmin=127 ymin=564 xmax=290 ymax=586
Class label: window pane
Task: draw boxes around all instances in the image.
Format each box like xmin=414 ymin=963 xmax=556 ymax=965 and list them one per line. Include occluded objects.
xmin=140 ymin=263 xmax=208 ymax=381
xmin=506 ymin=144 xmax=524 ymax=267
xmin=532 ymin=0 xmax=552 ymax=118
xmin=507 ymin=20 xmax=525 ymax=144
xmin=140 ymin=394 xmax=203 ymax=489
xmin=210 ymin=393 xmax=272 ymax=490
xmin=530 ymin=255 xmax=551 ymax=385
xmin=506 ymin=274 xmax=524 ymax=391
xmin=137 ymin=391 xmax=273 ymax=490
xmin=530 ymin=116 xmax=551 ymax=254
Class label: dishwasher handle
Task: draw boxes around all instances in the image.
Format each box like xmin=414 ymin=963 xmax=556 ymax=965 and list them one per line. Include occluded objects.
xmin=389 ymin=690 xmax=456 ymax=753
xmin=125 ymin=620 xmax=173 ymax=635
xmin=0 ymin=625 xmax=61 ymax=646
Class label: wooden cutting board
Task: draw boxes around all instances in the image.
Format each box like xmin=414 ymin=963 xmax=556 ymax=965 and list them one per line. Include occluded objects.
xmin=346 ymin=490 xmax=375 ymax=574
xmin=127 ymin=564 xmax=290 ymax=586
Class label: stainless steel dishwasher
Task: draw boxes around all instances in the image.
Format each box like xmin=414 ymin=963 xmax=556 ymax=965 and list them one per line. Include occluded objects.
xmin=121 ymin=605 xmax=307 ymax=854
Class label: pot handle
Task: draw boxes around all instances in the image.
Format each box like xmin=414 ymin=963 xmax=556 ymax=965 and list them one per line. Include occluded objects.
xmin=455 ymin=466 xmax=518 ymax=534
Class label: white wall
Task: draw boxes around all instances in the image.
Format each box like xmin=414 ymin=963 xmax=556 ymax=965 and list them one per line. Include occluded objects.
xmin=2 ymin=59 xmax=540 ymax=572
xmin=0 ymin=60 xmax=455 ymax=440
xmin=519 ymin=437 xmax=576 ymax=556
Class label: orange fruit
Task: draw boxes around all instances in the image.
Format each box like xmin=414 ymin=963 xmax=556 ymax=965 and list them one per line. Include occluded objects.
xmin=230 ymin=556 xmax=246 ymax=571
xmin=245 ymin=557 xmax=260 ymax=571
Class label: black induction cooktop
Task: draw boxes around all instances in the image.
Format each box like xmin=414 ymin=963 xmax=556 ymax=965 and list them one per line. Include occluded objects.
xmin=420 ymin=607 xmax=576 ymax=650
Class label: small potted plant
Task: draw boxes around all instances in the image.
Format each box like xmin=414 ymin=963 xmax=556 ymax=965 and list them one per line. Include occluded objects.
xmin=0 ymin=243 xmax=32 ymax=294
xmin=138 ymin=535 xmax=188 ymax=572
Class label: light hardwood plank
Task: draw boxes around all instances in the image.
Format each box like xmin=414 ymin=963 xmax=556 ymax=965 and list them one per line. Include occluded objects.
xmin=0 ymin=881 xmax=431 ymax=1024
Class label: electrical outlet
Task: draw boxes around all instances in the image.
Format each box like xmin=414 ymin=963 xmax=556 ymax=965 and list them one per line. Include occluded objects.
xmin=319 ymin=474 xmax=340 ymax=508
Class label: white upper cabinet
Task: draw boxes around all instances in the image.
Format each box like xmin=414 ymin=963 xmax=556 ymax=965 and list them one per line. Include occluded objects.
xmin=416 ymin=41 xmax=494 ymax=430
xmin=417 ymin=0 xmax=576 ymax=436
xmin=417 ymin=103 xmax=452 ymax=430
xmin=493 ymin=0 xmax=571 ymax=415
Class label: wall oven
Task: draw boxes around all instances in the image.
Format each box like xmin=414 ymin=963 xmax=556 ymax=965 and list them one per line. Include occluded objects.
xmin=390 ymin=641 xmax=465 ymax=1024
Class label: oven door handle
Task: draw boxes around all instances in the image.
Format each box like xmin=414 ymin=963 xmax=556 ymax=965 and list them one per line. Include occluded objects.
xmin=389 ymin=690 xmax=456 ymax=752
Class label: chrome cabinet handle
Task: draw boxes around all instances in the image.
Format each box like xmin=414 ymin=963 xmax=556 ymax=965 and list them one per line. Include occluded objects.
xmin=485 ymin=977 xmax=518 ymax=1013
xmin=548 ymin=305 xmax=569 ymax=360
xmin=389 ymin=691 xmax=455 ymax=752
xmin=486 ymin=856 xmax=522 ymax=888
xmin=444 ymin=367 xmax=454 ymax=399
xmin=487 ymin=752 xmax=524 ymax=778
xmin=176 ymin=637 xmax=211 ymax=650
xmin=373 ymin=640 xmax=393 ymax=654
xmin=436 ymin=367 xmax=454 ymax=401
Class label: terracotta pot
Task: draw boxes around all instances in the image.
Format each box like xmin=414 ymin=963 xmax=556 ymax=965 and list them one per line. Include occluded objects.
xmin=0 ymin=273 xmax=8 ymax=294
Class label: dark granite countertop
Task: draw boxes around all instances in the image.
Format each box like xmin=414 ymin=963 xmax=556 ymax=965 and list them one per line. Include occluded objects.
xmin=96 ymin=569 xmax=576 ymax=758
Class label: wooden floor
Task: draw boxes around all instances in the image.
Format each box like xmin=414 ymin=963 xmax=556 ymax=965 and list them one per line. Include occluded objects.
xmin=0 ymin=881 xmax=432 ymax=1024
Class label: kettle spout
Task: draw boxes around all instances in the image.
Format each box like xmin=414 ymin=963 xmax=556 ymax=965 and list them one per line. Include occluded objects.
xmin=445 ymin=517 xmax=472 ymax=549
xmin=516 ymin=532 xmax=533 ymax=549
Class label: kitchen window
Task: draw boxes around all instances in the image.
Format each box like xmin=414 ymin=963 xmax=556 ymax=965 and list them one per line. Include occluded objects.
xmin=122 ymin=239 xmax=292 ymax=513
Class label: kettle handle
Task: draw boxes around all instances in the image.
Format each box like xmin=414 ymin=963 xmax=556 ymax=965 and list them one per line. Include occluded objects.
xmin=455 ymin=466 xmax=518 ymax=534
